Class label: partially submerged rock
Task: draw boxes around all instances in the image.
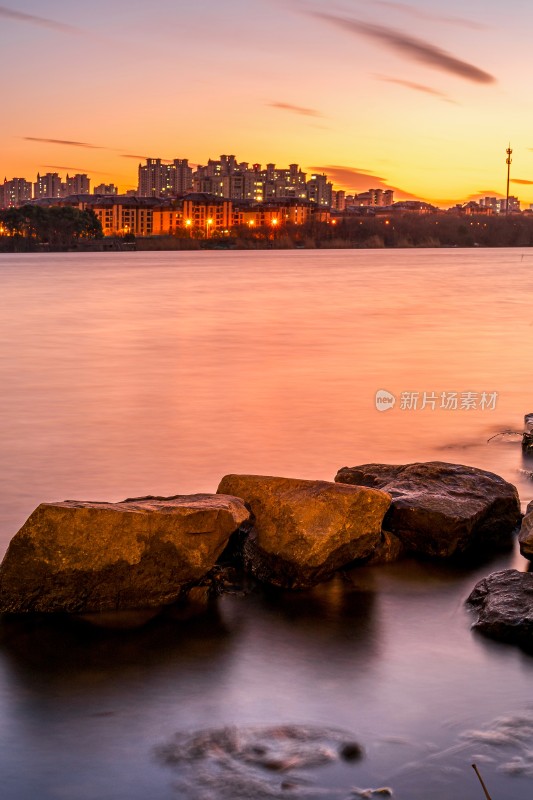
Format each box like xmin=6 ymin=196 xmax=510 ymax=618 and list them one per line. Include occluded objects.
xmin=519 ymin=501 xmax=533 ymax=559
xmin=217 ymin=475 xmax=391 ymax=588
xmin=156 ymin=724 xmax=364 ymax=800
xmin=523 ymin=433 xmax=533 ymax=455
xmin=466 ymin=569 xmax=533 ymax=647
xmin=335 ymin=462 xmax=521 ymax=558
xmin=0 ymin=494 xmax=249 ymax=613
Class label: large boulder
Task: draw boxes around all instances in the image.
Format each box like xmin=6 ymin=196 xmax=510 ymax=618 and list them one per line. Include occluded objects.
xmin=0 ymin=494 xmax=250 ymax=613
xmin=335 ymin=462 xmax=521 ymax=558
xmin=216 ymin=475 xmax=391 ymax=588
xmin=519 ymin=501 xmax=533 ymax=559
xmin=466 ymin=569 xmax=533 ymax=648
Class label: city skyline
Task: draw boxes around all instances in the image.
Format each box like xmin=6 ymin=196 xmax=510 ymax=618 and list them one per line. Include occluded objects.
xmin=1 ymin=0 xmax=532 ymax=206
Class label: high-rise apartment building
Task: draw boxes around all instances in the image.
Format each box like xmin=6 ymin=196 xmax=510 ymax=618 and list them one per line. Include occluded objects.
xmin=94 ymin=183 xmax=118 ymax=196
xmin=331 ymin=190 xmax=346 ymax=211
xmin=34 ymin=172 xmax=62 ymax=199
xmin=1 ymin=177 xmax=32 ymax=208
xmin=480 ymin=195 xmax=520 ymax=213
xmin=64 ymin=173 xmax=90 ymax=195
xmin=173 ymin=159 xmax=193 ymax=195
xmin=354 ymin=189 xmax=394 ymax=207
xmin=138 ymin=159 xmax=174 ymax=197
xmin=306 ymin=173 xmax=333 ymax=207
xmin=138 ymin=158 xmax=193 ymax=197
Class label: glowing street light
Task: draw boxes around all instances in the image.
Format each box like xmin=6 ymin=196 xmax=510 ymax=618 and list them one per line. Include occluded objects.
xmin=205 ymin=218 xmax=213 ymax=238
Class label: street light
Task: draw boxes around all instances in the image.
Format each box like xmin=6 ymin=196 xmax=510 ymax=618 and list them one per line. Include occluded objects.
xmin=206 ymin=218 xmax=213 ymax=238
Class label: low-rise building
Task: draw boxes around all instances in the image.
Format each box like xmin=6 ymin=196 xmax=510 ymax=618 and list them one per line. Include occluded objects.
xmin=181 ymin=194 xmax=232 ymax=234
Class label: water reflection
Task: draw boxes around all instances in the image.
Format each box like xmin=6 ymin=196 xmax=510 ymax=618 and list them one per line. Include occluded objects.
xmin=0 ymin=605 xmax=232 ymax=680
xmin=1 ymin=250 xmax=533 ymax=799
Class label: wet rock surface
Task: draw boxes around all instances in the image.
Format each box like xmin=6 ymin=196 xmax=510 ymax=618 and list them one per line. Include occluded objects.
xmin=217 ymin=475 xmax=391 ymax=588
xmin=466 ymin=569 xmax=533 ymax=647
xmin=0 ymin=494 xmax=249 ymax=613
xmin=518 ymin=501 xmax=533 ymax=559
xmin=365 ymin=531 xmax=404 ymax=566
xmin=156 ymin=724 xmax=365 ymax=799
xmin=335 ymin=462 xmax=521 ymax=558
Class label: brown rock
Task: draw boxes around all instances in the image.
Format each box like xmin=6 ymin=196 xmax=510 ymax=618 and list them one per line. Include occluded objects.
xmin=0 ymin=494 xmax=249 ymax=613
xmin=519 ymin=501 xmax=533 ymax=559
xmin=216 ymin=475 xmax=391 ymax=588
xmin=365 ymin=530 xmax=404 ymax=565
xmin=335 ymin=461 xmax=521 ymax=558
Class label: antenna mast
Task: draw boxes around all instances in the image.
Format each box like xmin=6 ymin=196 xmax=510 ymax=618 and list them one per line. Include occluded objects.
xmin=506 ymin=144 xmax=512 ymax=215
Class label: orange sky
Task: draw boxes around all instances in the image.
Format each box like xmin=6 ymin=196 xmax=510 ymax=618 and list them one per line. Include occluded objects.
xmin=1 ymin=0 xmax=533 ymax=207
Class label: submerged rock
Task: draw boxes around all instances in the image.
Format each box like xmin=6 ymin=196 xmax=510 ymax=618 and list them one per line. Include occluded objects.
xmin=519 ymin=501 xmax=533 ymax=559
xmin=335 ymin=462 xmax=521 ymax=558
xmin=216 ymin=475 xmax=391 ymax=588
xmin=156 ymin=724 xmax=364 ymax=800
xmin=466 ymin=569 xmax=533 ymax=647
xmin=0 ymin=494 xmax=249 ymax=613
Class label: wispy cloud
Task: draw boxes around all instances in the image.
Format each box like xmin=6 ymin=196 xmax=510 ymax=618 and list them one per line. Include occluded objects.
xmin=41 ymin=165 xmax=88 ymax=171
xmin=372 ymin=1 xmax=487 ymax=30
xmin=511 ymin=178 xmax=533 ymax=185
xmin=373 ymin=74 xmax=458 ymax=103
xmin=24 ymin=137 xmax=103 ymax=149
xmin=121 ymin=154 xmax=175 ymax=163
xmin=0 ymin=5 xmax=81 ymax=34
xmin=268 ymin=101 xmax=323 ymax=118
xmin=41 ymin=165 xmax=109 ymax=175
xmin=311 ymin=164 xmax=419 ymax=199
xmin=468 ymin=189 xmax=504 ymax=199
xmin=310 ymin=13 xmax=496 ymax=84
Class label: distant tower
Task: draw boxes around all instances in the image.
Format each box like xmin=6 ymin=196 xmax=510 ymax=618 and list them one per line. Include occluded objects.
xmin=506 ymin=144 xmax=512 ymax=215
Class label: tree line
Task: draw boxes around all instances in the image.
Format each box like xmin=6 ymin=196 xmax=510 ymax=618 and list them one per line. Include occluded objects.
xmin=225 ymin=213 xmax=533 ymax=249
xmin=0 ymin=205 xmax=102 ymax=251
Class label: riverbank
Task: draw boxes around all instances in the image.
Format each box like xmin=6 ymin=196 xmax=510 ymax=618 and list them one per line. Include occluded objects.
xmin=3 ymin=212 xmax=533 ymax=252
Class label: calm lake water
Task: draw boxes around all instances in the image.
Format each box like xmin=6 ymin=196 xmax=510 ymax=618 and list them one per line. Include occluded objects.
xmin=0 ymin=249 xmax=532 ymax=799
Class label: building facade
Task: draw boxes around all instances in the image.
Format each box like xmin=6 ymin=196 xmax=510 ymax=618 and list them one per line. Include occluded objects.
xmin=138 ymin=158 xmax=193 ymax=197
xmin=1 ymin=178 xmax=32 ymax=208
xmin=65 ymin=174 xmax=90 ymax=195
xmin=34 ymin=172 xmax=62 ymax=199
xmin=94 ymin=183 xmax=119 ymax=195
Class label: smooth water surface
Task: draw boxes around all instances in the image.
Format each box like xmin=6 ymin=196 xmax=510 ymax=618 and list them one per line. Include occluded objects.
xmin=1 ymin=249 xmax=533 ymax=799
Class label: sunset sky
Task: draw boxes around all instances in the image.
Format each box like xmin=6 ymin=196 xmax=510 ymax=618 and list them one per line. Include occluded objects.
xmin=2 ymin=0 xmax=533 ymax=206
